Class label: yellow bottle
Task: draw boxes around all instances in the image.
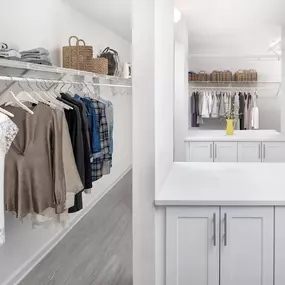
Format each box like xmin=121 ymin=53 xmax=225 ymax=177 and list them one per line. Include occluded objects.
xmin=226 ymin=119 xmax=234 ymax=135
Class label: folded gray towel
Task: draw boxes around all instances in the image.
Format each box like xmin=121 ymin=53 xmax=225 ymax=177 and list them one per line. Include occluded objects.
xmin=21 ymin=58 xmax=52 ymax=66
xmin=20 ymin=47 xmax=49 ymax=56
xmin=21 ymin=54 xmax=50 ymax=61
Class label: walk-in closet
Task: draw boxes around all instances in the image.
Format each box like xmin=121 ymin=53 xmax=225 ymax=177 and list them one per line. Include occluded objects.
xmin=0 ymin=1 xmax=132 ymax=284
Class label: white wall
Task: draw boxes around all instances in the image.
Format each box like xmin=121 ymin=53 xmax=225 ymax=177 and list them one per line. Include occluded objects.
xmin=282 ymin=28 xmax=285 ymax=133
xmin=0 ymin=1 xmax=132 ymax=284
xmin=174 ymin=18 xmax=189 ymax=162
xmin=132 ymin=0 xmax=174 ymax=285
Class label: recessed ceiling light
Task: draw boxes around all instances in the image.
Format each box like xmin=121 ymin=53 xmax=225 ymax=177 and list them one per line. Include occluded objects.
xmin=174 ymin=8 xmax=181 ymax=23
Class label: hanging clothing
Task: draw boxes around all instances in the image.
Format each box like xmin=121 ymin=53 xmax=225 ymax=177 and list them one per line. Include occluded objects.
xmin=4 ymin=104 xmax=66 ymax=218
xmin=233 ymin=92 xmax=240 ymax=130
xmin=0 ymin=113 xmax=18 ymax=246
xmin=90 ymin=99 xmax=111 ymax=182
xmin=239 ymin=92 xmax=245 ymax=130
xmin=211 ymin=92 xmax=219 ymax=118
xmin=61 ymin=93 xmax=92 ymax=213
xmin=219 ymin=92 xmax=225 ymax=117
xmin=244 ymin=93 xmax=252 ymax=130
xmin=75 ymin=96 xmax=101 ymax=157
xmin=201 ymin=91 xmax=210 ymax=118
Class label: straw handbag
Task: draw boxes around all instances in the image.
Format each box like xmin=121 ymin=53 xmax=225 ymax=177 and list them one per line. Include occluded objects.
xmin=63 ymin=36 xmax=93 ymax=71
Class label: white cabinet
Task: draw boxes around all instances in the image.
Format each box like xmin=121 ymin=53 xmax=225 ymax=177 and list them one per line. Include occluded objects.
xmin=186 ymin=142 xmax=213 ymax=162
xmin=220 ymin=207 xmax=274 ymax=285
xmin=262 ymin=142 xmax=285 ymax=162
xmin=166 ymin=207 xmax=219 ymax=285
xmin=274 ymin=207 xmax=285 ymax=285
xmin=238 ymin=142 xmax=262 ymax=162
xmin=214 ymin=142 xmax=238 ymax=162
xmin=166 ymin=207 xmax=274 ymax=285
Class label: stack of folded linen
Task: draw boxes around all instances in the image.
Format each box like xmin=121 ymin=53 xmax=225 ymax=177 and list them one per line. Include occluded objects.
xmin=0 ymin=43 xmax=21 ymax=60
xmin=20 ymin=48 xmax=52 ymax=66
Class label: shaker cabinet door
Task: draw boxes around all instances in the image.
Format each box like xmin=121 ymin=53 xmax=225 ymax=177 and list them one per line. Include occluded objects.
xmin=214 ymin=142 xmax=238 ymax=162
xmin=262 ymin=142 xmax=285 ymax=162
xmin=166 ymin=207 xmax=219 ymax=285
xmin=238 ymin=142 xmax=262 ymax=162
xmin=220 ymin=207 xmax=274 ymax=285
xmin=186 ymin=142 xmax=214 ymax=162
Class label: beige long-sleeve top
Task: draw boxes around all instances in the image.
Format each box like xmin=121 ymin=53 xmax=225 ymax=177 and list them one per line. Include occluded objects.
xmin=4 ymin=104 xmax=66 ymax=218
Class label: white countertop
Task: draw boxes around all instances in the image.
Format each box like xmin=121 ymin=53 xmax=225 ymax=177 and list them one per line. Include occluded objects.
xmin=155 ymin=162 xmax=285 ymax=206
xmin=184 ymin=130 xmax=285 ymax=142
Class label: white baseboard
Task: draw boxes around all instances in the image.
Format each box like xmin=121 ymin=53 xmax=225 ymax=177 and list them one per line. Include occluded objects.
xmin=5 ymin=166 xmax=132 ymax=285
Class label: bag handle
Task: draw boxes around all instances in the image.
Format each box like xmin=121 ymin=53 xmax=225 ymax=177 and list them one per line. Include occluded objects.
xmin=101 ymin=47 xmax=118 ymax=55
xmin=69 ymin=36 xmax=80 ymax=46
xmin=77 ymin=39 xmax=86 ymax=46
xmin=102 ymin=47 xmax=110 ymax=54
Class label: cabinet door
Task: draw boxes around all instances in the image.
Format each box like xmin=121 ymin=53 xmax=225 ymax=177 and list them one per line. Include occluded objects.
xmin=262 ymin=142 xmax=285 ymax=162
xmin=238 ymin=142 xmax=262 ymax=162
xmin=166 ymin=207 xmax=219 ymax=285
xmin=220 ymin=207 xmax=274 ymax=285
xmin=187 ymin=142 xmax=214 ymax=162
xmin=274 ymin=207 xmax=285 ymax=285
xmin=214 ymin=142 xmax=238 ymax=162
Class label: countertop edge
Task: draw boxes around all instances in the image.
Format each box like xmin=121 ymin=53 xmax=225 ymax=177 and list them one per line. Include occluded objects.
xmin=154 ymin=200 xmax=285 ymax=206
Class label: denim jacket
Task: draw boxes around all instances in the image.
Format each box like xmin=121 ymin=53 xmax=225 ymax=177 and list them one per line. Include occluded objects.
xmin=74 ymin=95 xmax=101 ymax=157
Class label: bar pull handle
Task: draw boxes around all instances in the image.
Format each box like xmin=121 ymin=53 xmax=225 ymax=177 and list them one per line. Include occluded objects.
xmin=258 ymin=144 xmax=261 ymax=160
xmin=263 ymin=144 xmax=266 ymax=160
xmin=214 ymin=144 xmax=217 ymax=159
xmin=224 ymin=213 xmax=228 ymax=246
xmin=213 ymin=213 xmax=217 ymax=246
xmin=210 ymin=145 xmax=213 ymax=158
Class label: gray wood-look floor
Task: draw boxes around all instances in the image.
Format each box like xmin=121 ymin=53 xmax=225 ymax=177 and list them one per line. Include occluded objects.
xmin=20 ymin=171 xmax=132 ymax=285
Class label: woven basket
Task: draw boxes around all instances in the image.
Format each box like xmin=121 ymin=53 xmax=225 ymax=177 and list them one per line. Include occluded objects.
xmin=211 ymin=70 xmax=220 ymax=82
xmin=249 ymin=69 xmax=258 ymax=81
xmin=92 ymin=58 xmax=108 ymax=74
xmin=63 ymin=36 xmax=93 ymax=71
xmin=235 ymin=70 xmax=244 ymax=81
xmin=198 ymin=71 xmax=208 ymax=81
xmin=188 ymin=72 xmax=196 ymax=81
xmin=222 ymin=70 xmax=232 ymax=82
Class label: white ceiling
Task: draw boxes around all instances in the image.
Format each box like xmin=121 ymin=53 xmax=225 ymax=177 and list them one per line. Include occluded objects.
xmin=66 ymin=0 xmax=131 ymax=41
xmin=176 ymin=0 xmax=284 ymax=55
xmin=66 ymin=0 xmax=285 ymax=55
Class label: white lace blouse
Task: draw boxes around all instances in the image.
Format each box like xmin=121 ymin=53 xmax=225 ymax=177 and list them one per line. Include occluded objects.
xmin=0 ymin=113 xmax=18 ymax=246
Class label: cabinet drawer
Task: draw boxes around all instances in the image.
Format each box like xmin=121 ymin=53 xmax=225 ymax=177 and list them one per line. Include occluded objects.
xmin=238 ymin=142 xmax=261 ymax=162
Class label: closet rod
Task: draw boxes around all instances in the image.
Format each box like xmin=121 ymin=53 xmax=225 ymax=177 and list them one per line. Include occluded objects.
xmin=0 ymin=76 xmax=132 ymax=88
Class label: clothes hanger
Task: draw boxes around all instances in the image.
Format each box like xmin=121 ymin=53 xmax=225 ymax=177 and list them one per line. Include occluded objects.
xmin=37 ymin=80 xmax=65 ymax=110
xmin=49 ymin=80 xmax=73 ymax=110
xmin=31 ymin=79 xmax=57 ymax=108
xmin=0 ymin=77 xmax=34 ymax=114
xmin=5 ymin=77 xmax=38 ymax=107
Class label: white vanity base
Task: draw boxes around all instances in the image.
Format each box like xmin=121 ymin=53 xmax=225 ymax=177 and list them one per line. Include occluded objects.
xmin=156 ymin=162 xmax=285 ymax=285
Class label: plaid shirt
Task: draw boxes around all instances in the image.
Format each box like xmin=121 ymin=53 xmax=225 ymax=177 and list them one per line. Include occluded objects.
xmin=90 ymin=99 xmax=111 ymax=182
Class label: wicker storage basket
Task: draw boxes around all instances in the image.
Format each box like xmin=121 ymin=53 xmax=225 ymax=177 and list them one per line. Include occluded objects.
xmin=249 ymin=69 xmax=258 ymax=81
xmin=235 ymin=70 xmax=244 ymax=81
xmin=222 ymin=70 xmax=232 ymax=82
xmin=92 ymin=58 xmax=108 ymax=74
xmin=63 ymin=36 xmax=93 ymax=71
xmin=211 ymin=70 xmax=220 ymax=82
xmin=188 ymin=72 xmax=196 ymax=81
xmin=198 ymin=71 xmax=208 ymax=81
